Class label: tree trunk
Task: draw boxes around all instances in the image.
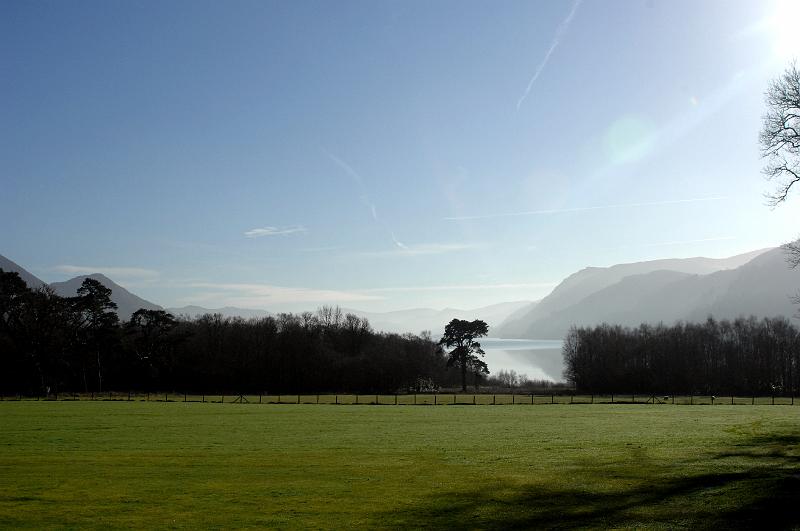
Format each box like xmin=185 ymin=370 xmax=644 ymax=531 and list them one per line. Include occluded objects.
xmin=461 ymin=353 xmax=467 ymax=392
xmin=96 ymin=348 xmax=102 ymax=393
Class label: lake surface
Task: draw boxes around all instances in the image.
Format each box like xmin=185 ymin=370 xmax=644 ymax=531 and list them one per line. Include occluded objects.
xmin=480 ymin=338 xmax=564 ymax=382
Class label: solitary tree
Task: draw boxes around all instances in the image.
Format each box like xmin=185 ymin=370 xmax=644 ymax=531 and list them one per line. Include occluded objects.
xmin=439 ymin=319 xmax=489 ymax=392
xmin=761 ymin=61 xmax=800 ymax=309
xmin=761 ymin=61 xmax=800 ymax=209
xmin=70 ymin=278 xmax=119 ymax=392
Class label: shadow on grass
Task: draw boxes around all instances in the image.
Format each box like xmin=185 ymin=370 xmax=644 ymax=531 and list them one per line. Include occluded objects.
xmin=375 ymin=434 xmax=800 ymax=530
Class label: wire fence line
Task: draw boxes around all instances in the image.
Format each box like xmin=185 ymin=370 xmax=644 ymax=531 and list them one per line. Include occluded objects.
xmin=1 ymin=392 xmax=798 ymax=406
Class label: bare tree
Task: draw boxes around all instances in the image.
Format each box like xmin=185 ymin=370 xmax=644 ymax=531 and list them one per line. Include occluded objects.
xmin=761 ymin=61 xmax=800 ymax=208
xmin=761 ymin=62 xmax=800 ymax=307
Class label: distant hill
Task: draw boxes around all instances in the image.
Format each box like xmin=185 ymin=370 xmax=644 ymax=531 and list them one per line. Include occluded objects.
xmin=50 ymin=274 xmax=162 ymax=320
xmin=165 ymin=301 xmax=532 ymax=336
xmin=345 ymin=300 xmax=534 ymax=336
xmin=0 ymin=254 xmax=46 ymax=289
xmin=166 ymin=305 xmax=271 ymax=319
xmin=498 ymin=248 xmax=799 ymax=339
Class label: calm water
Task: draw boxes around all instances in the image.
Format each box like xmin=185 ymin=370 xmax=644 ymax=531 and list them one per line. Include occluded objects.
xmin=480 ymin=338 xmax=564 ymax=382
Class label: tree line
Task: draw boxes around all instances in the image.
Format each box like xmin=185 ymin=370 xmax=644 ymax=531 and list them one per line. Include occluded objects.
xmin=0 ymin=270 xmax=464 ymax=395
xmin=563 ymin=317 xmax=800 ymax=396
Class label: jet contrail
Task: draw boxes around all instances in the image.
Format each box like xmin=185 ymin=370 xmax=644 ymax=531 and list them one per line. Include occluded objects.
xmin=516 ymin=0 xmax=582 ymax=110
xmin=444 ymin=196 xmax=729 ymax=221
xmin=325 ymin=150 xmax=379 ymax=222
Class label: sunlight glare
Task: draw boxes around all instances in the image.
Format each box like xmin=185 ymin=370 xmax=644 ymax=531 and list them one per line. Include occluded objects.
xmin=771 ymin=0 xmax=800 ymax=60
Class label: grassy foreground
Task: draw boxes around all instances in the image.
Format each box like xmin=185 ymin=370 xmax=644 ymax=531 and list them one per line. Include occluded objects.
xmin=1 ymin=402 xmax=799 ymax=529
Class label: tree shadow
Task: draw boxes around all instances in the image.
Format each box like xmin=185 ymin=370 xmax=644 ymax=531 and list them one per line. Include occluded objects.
xmin=373 ymin=434 xmax=800 ymax=529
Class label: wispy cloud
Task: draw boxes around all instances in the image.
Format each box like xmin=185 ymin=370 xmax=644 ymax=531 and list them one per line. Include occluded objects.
xmin=325 ymin=151 xmax=379 ymax=222
xmin=244 ymin=226 xmax=307 ymax=238
xmin=444 ymin=196 xmax=728 ymax=221
xmin=185 ymin=282 xmax=382 ymax=307
xmin=642 ymin=236 xmax=736 ymax=248
xmin=53 ymin=265 xmax=159 ymax=279
xmin=516 ymin=0 xmax=582 ymax=110
xmin=362 ymin=242 xmax=479 ymax=257
xmin=362 ymin=282 xmax=558 ymax=293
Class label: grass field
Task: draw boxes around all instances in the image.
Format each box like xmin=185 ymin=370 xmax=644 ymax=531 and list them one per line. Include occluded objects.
xmin=1 ymin=402 xmax=799 ymax=529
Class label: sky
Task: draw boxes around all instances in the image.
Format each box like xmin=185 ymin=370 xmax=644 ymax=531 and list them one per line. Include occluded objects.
xmin=1 ymin=0 xmax=799 ymax=313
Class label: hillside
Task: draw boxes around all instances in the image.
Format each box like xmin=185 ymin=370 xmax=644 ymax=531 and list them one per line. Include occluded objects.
xmin=0 ymin=254 xmax=46 ymax=289
xmin=499 ymin=248 xmax=799 ymax=339
xmin=50 ymin=274 xmax=162 ymax=320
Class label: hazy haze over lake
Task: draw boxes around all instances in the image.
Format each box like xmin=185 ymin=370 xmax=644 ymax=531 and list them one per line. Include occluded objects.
xmin=480 ymin=338 xmax=564 ymax=382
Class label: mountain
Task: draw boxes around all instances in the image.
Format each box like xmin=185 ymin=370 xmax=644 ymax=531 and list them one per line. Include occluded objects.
xmin=166 ymin=305 xmax=271 ymax=319
xmin=499 ymin=248 xmax=799 ymax=339
xmin=346 ymin=300 xmax=534 ymax=336
xmin=498 ymin=249 xmax=769 ymax=338
xmin=50 ymin=274 xmax=161 ymax=320
xmin=0 ymin=254 xmax=46 ymax=289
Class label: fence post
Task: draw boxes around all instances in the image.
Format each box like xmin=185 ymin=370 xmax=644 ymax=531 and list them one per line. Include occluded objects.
xmin=611 ymin=393 xmax=614 ymax=403
xmin=512 ymin=394 xmax=515 ymax=405
xmin=317 ymin=395 xmax=319 ymax=404
xmin=434 ymin=394 xmax=437 ymax=405
xmin=731 ymin=395 xmax=733 ymax=405
xmin=551 ymin=394 xmax=554 ymax=404
xmin=570 ymin=394 xmax=573 ymax=404
xmin=335 ymin=395 xmax=338 ymax=405
xmin=165 ymin=392 xmax=168 ymax=402
xmin=184 ymin=393 xmax=187 ymax=402
xmin=531 ymin=394 xmax=534 ymax=405
xmin=395 ymin=394 xmax=397 ymax=405
xmin=493 ymin=395 xmax=496 ymax=405
xmin=91 ymin=391 xmax=94 ymax=400
xmin=356 ymin=395 xmax=359 ymax=405
xmin=473 ymin=395 xmax=476 ymax=405
xmin=453 ymin=394 xmax=456 ymax=405
xmin=591 ymin=394 xmax=594 ymax=404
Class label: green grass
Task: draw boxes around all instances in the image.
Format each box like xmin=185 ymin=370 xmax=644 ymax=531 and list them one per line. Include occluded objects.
xmin=1 ymin=402 xmax=799 ymax=529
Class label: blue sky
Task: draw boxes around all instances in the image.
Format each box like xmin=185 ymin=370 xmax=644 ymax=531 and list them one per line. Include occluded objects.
xmin=1 ymin=0 xmax=798 ymax=312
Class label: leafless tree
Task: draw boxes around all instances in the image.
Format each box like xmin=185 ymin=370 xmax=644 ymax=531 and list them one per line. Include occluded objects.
xmin=761 ymin=62 xmax=800 ymax=307
xmin=761 ymin=61 xmax=800 ymax=208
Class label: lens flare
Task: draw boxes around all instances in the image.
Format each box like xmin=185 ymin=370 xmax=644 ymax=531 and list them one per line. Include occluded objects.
xmin=603 ymin=115 xmax=656 ymax=165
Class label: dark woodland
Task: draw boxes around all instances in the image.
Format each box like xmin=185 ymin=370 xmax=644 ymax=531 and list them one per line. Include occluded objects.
xmin=0 ymin=270 xmax=460 ymax=395
xmin=564 ymin=318 xmax=800 ymax=396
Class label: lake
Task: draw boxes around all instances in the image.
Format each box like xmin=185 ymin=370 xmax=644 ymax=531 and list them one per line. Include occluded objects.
xmin=480 ymin=338 xmax=564 ymax=382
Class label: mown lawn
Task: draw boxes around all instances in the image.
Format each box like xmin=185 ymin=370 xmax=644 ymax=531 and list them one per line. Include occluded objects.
xmin=1 ymin=402 xmax=798 ymax=529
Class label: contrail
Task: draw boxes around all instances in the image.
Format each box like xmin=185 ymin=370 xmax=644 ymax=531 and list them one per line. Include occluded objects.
xmin=444 ymin=196 xmax=729 ymax=221
xmin=324 ymin=150 xmax=379 ymax=222
xmin=516 ymin=0 xmax=582 ymax=110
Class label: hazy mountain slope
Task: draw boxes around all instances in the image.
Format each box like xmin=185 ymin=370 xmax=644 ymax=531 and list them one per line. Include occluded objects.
xmin=513 ymin=248 xmax=799 ymax=339
xmin=50 ymin=274 xmax=161 ymax=320
xmin=0 ymin=254 xmax=46 ymax=289
xmin=167 ymin=305 xmax=271 ymax=319
xmin=497 ymin=249 xmax=771 ymax=337
xmin=346 ymin=300 xmax=534 ymax=336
